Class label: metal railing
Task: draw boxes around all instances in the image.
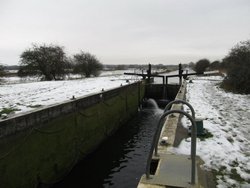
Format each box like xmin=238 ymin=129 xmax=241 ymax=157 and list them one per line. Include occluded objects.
xmin=164 ymin=99 xmax=195 ymax=119
xmin=145 ymin=101 xmax=197 ymax=185
xmin=154 ymin=99 xmax=196 ymax=157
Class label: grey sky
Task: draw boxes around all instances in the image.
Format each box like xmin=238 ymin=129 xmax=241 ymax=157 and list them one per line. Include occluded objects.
xmin=1 ymin=0 xmax=250 ymax=65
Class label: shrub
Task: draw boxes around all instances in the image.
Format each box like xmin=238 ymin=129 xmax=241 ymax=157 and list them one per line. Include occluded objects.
xmin=0 ymin=64 xmax=5 ymax=77
xmin=222 ymin=40 xmax=250 ymax=94
xmin=209 ymin=60 xmax=221 ymax=70
xmin=73 ymin=51 xmax=103 ymax=77
xmin=194 ymin=59 xmax=210 ymax=73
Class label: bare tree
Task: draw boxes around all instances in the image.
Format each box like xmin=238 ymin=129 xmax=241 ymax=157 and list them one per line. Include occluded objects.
xmin=18 ymin=44 xmax=70 ymax=80
xmin=73 ymin=51 xmax=103 ymax=77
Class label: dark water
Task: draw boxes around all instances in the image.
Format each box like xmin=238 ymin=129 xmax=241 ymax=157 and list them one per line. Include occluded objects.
xmin=52 ymin=107 xmax=162 ymax=188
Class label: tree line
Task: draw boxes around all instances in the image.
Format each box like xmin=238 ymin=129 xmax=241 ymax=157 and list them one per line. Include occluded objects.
xmin=189 ymin=59 xmax=226 ymax=73
xmin=190 ymin=39 xmax=250 ymax=94
xmin=0 ymin=65 xmax=5 ymax=77
xmin=17 ymin=44 xmax=103 ymax=81
xmin=1 ymin=40 xmax=249 ymax=93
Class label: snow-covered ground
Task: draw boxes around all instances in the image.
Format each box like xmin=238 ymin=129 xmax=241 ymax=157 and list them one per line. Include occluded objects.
xmin=171 ymin=76 xmax=250 ymax=187
xmin=0 ymin=70 xmax=137 ymax=85
xmin=0 ymin=74 xmax=139 ymax=118
xmin=2 ymin=71 xmax=249 ymax=187
xmin=0 ymin=68 xmax=167 ymax=117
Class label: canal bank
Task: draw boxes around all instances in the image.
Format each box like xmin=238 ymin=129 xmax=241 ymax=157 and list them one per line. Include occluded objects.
xmin=138 ymin=80 xmax=215 ymax=188
xmin=0 ymin=73 xmax=186 ymax=188
xmin=51 ymin=79 xmax=184 ymax=187
xmin=0 ymin=82 xmax=145 ymax=188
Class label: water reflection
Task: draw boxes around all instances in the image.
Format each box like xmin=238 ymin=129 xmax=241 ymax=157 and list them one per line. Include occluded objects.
xmin=53 ymin=107 xmax=162 ymax=188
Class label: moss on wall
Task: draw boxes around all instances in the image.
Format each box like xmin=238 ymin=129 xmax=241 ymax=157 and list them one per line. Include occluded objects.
xmin=0 ymin=82 xmax=145 ymax=188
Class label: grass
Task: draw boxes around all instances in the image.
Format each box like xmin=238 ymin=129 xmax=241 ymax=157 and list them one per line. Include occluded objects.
xmin=0 ymin=104 xmax=42 ymax=117
xmin=27 ymin=104 xmax=42 ymax=108
xmin=0 ymin=107 xmax=21 ymax=116
xmin=227 ymin=136 xmax=234 ymax=143
xmin=198 ymin=130 xmax=213 ymax=141
xmin=229 ymin=168 xmax=245 ymax=183
xmin=230 ymin=160 xmax=239 ymax=167
xmin=212 ymin=166 xmax=227 ymax=186
xmin=212 ymin=163 xmax=250 ymax=187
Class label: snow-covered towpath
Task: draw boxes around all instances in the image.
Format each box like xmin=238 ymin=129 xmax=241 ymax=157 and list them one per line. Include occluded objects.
xmin=172 ymin=76 xmax=250 ymax=188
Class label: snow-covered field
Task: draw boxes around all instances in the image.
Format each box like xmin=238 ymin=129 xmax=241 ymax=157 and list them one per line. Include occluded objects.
xmin=1 ymin=72 xmax=249 ymax=187
xmin=171 ymin=76 xmax=250 ymax=187
xmin=0 ymin=74 xmax=139 ymax=118
xmin=0 ymin=70 xmax=136 ymax=85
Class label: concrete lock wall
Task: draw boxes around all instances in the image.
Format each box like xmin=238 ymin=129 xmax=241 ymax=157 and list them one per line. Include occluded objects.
xmin=145 ymin=84 xmax=180 ymax=100
xmin=0 ymin=81 xmax=145 ymax=188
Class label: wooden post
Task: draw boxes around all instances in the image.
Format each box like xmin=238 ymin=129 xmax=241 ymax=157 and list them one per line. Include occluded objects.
xmin=162 ymin=76 xmax=166 ymax=99
xmin=147 ymin=63 xmax=152 ymax=83
xmin=165 ymin=76 xmax=168 ymax=99
xmin=178 ymin=63 xmax=183 ymax=85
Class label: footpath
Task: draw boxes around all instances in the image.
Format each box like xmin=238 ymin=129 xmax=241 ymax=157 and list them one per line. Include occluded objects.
xmin=137 ymin=80 xmax=215 ymax=188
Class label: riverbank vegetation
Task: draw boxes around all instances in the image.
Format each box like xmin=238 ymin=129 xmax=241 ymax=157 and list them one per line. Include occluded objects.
xmin=18 ymin=44 xmax=103 ymax=81
xmin=73 ymin=51 xmax=103 ymax=78
xmin=192 ymin=39 xmax=250 ymax=94
xmin=0 ymin=64 xmax=5 ymax=77
xmin=18 ymin=44 xmax=70 ymax=81
xmin=221 ymin=40 xmax=250 ymax=94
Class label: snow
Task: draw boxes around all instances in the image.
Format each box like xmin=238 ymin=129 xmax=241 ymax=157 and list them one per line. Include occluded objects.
xmin=0 ymin=74 xmax=139 ymax=117
xmin=1 ymin=71 xmax=249 ymax=187
xmin=0 ymin=70 xmax=136 ymax=85
xmin=170 ymin=76 xmax=250 ymax=187
xmin=0 ymin=76 xmax=41 ymax=84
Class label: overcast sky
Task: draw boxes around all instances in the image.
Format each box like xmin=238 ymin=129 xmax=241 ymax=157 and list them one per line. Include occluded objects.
xmin=1 ymin=0 xmax=250 ymax=65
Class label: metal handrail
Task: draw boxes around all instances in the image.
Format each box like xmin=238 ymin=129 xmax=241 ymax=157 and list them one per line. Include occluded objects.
xmin=145 ymin=109 xmax=197 ymax=185
xmin=164 ymin=99 xmax=196 ymax=119
xmin=156 ymin=99 xmax=195 ymax=156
